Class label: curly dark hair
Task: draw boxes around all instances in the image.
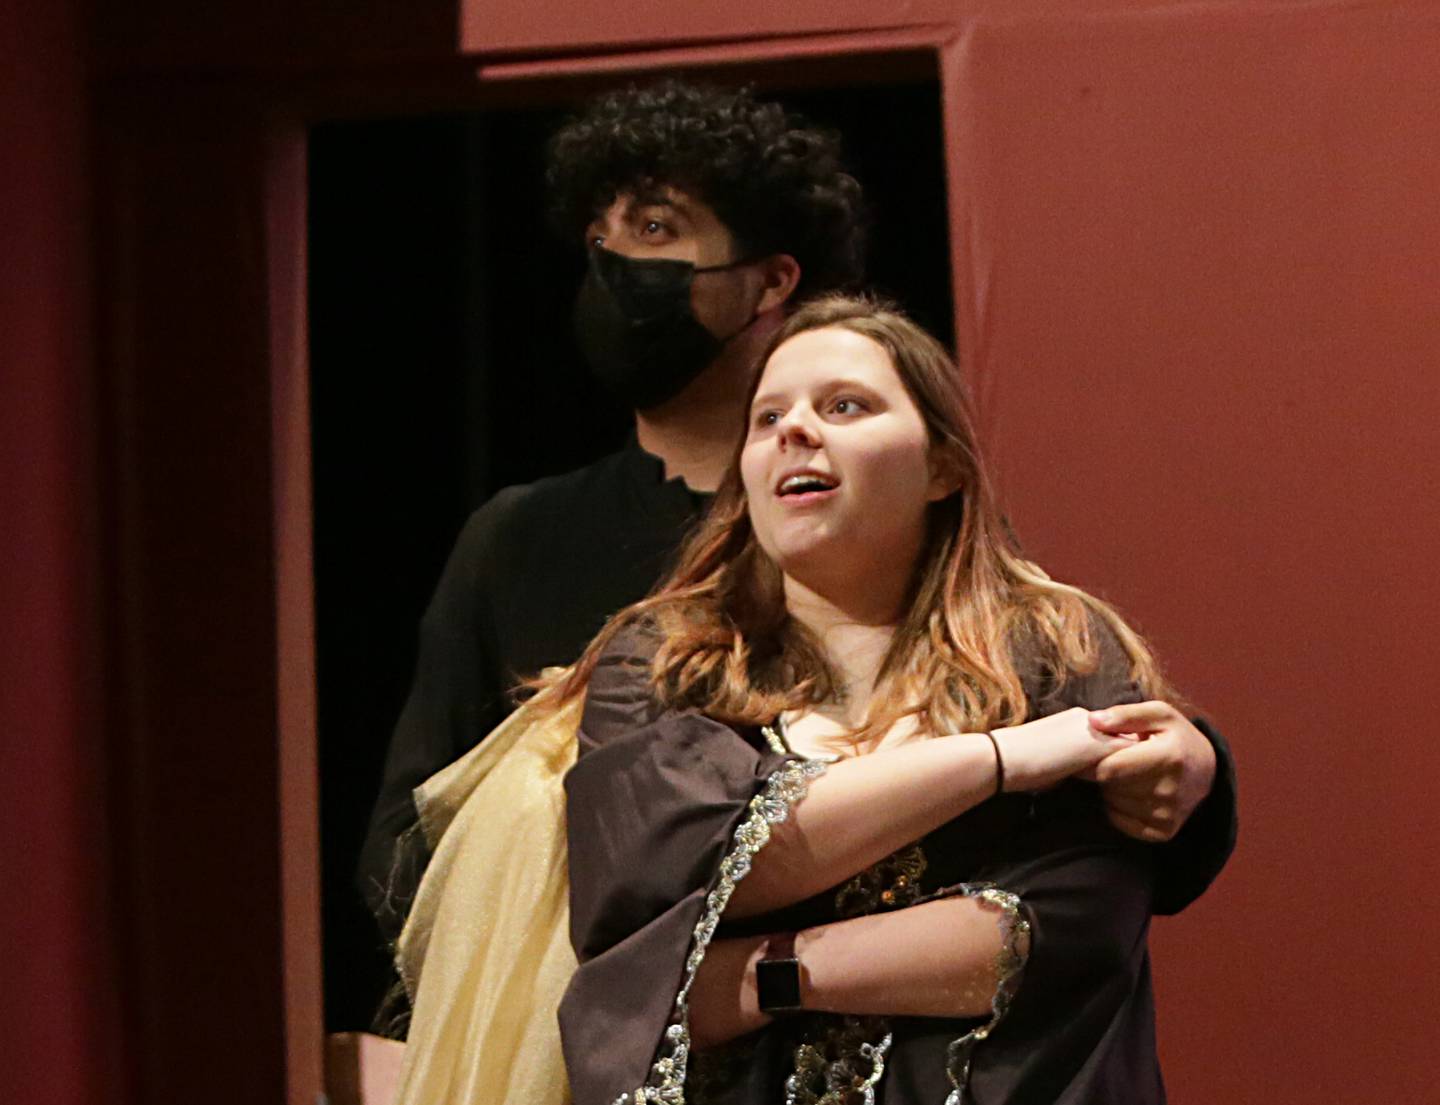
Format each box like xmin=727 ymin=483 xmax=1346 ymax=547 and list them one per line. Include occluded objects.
xmin=546 ymin=80 xmax=867 ymax=299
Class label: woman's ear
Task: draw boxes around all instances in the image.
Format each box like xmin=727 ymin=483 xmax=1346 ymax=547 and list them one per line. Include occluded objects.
xmin=754 ymin=254 xmax=802 ymax=315
xmin=926 ymin=445 xmax=965 ymax=502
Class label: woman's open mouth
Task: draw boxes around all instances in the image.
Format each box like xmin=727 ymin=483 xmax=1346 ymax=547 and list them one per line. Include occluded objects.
xmin=775 ymin=469 xmax=840 ymax=505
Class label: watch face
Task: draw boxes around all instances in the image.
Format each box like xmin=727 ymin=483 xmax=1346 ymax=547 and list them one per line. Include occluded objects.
xmin=756 ymin=956 xmax=803 ymax=1013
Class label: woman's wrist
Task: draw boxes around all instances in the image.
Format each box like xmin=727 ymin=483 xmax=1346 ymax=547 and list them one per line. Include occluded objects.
xmin=756 ymin=931 xmax=806 ymax=1015
xmin=934 ymin=730 xmax=1007 ymax=805
xmin=983 ymin=731 xmax=1006 ymax=794
xmin=689 ymin=934 xmax=771 ymax=1049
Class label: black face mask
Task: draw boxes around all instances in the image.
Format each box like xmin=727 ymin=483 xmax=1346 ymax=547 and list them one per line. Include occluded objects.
xmin=573 ymin=245 xmax=757 ymax=411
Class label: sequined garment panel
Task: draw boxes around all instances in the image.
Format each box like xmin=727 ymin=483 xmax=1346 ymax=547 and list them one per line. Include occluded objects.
xmin=611 ymin=756 xmax=829 ymax=1105
xmin=779 ymin=841 xmax=928 ymax=1105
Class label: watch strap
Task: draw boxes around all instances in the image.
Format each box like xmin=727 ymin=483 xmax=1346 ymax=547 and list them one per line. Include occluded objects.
xmin=756 ymin=931 xmax=803 ymax=1015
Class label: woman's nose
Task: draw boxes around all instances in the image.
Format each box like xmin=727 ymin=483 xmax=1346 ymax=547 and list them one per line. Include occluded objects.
xmin=777 ymin=409 xmax=821 ymax=450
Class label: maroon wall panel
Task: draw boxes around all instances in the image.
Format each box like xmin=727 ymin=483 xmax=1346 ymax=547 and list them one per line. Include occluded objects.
xmin=99 ymin=92 xmax=290 ymax=1103
xmin=946 ymin=5 xmax=1440 ymax=1101
xmin=96 ymin=0 xmax=460 ymax=73
xmin=0 ymin=1 xmax=124 ymax=1104
xmin=458 ymin=0 xmax=1269 ymax=57
xmin=267 ymin=129 xmax=327 ymax=1104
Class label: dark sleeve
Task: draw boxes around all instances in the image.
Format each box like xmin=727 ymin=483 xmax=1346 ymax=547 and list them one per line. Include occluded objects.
xmin=960 ymin=822 xmax=1164 ymax=1104
xmin=1150 ymin=717 xmax=1238 ymax=915
xmin=1029 ymin=612 xmax=1148 ymax=715
xmin=921 ymin=624 xmax=1164 ymax=1102
xmin=558 ymin=630 xmax=816 ymax=1105
xmin=354 ymin=493 xmax=520 ymax=943
xmin=1039 ymin=614 xmax=1239 ymax=916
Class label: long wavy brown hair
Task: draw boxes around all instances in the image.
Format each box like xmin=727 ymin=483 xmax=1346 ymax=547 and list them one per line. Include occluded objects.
xmin=550 ymin=294 xmax=1169 ymax=745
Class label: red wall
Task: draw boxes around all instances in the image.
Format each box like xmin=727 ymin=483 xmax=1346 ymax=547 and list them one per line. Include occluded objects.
xmin=0 ymin=2 xmax=124 ymax=1104
xmin=961 ymin=7 xmax=1440 ymax=1101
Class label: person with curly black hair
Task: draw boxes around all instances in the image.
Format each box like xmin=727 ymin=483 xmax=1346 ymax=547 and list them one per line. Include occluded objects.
xmin=546 ymin=79 xmax=867 ymax=303
xmin=357 ymin=81 xmax=871 ymax=964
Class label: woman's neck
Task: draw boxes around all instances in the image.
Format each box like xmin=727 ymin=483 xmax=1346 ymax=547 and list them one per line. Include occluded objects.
xmin=783 ymin=575 xmax=901 ymax=728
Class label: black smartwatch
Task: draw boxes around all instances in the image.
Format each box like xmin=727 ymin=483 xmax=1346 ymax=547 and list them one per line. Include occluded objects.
xmin=756 ymin=931 xmax=804 ymax=1015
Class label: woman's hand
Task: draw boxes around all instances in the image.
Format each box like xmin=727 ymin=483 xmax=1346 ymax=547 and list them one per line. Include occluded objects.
xmin=990 ymin=707 xmax=1137 ymax=793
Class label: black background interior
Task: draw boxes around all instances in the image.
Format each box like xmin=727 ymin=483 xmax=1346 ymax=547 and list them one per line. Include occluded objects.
xmin=309 ymin=75 xmax=954 ymax=1030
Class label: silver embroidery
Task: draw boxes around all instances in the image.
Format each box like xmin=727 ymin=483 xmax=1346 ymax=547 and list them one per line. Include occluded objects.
xmin=610 ymin=755 xmax=828 ymax=1105
xmin=941 ymin=885 xmax=1030 ymax=1105
xmin=785 ymin=1016 xmax=893 ymax=1105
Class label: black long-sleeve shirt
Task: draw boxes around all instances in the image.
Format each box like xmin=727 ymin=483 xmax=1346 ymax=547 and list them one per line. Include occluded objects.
xmin=357 ymin=441 xmax=703 ymax=937
xmin=356 ymin=439 xmax=1237 ymax=942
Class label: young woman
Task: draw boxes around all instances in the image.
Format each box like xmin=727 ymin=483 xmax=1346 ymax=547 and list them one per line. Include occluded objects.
xmin=555 ymin=295 xmax=1184 ymax=1104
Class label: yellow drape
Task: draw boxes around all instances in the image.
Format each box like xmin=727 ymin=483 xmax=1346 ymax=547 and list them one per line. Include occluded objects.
xmin=392 ymin=685 xmax=580 ymax=1105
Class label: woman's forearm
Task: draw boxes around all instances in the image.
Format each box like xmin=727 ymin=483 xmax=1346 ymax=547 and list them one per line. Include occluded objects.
xmin=689 ymin=895 xmax=1024 ymax=1050
xmin=798 ymin=893 xmax=1023 ymax=1017
xmin=724 ymin=733 xmax=997 ymax=919
xmin=727 ymin=708 xmax=1133 ymax=919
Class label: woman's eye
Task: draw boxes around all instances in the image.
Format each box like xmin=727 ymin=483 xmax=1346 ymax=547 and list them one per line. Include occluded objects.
xmin=832 ymin=397 xmax=867 ymax=415
xmin=642 ymin=219 xmax=669 ymax=237
xmin=589 ymin=234 xmax=605 ymax=248
xmin=754 ymin=410 xmax=780 ymax=428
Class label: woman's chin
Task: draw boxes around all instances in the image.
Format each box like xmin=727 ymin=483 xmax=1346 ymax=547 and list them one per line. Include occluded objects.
xmin=769 ymin=541 xmax=853 ymax=593
xmin=768 ymin=533 xmax=829 ymax=566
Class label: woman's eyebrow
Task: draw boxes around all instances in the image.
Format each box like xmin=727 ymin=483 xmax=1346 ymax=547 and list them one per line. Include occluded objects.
xmin=821 ymin=376 xmax=881 ymax=394
xmin=749 ymin=390 xmax=785 ymax=412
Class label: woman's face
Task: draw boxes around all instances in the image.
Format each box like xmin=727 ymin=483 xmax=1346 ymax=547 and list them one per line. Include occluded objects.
xmin=741 ymin=326 xmax=951 ymax=599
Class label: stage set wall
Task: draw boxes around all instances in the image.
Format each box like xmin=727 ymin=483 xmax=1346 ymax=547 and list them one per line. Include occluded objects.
xmin=2 ymin=3 xmax=115 ymax=1105
xmin=4 ymin=1 xmax=1436 ymax=1104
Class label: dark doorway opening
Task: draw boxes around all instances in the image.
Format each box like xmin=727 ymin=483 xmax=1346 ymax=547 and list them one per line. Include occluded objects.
xmin=308 ymin=72 xmax=954 ymax=1031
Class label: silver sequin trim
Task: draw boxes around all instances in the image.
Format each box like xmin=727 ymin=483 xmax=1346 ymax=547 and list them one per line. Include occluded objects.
xmin=785 ymin=1017 xmax=893 ymax=1105
xmin=611 ymin=756 xmax=828 ymax=1105
xmin=941 ymin=885 xmax=1030 ymax=1105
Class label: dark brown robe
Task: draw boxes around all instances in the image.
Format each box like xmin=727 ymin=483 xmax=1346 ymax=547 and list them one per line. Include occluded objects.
xmin=560 ymin=627 xmax=1164 ymax=1105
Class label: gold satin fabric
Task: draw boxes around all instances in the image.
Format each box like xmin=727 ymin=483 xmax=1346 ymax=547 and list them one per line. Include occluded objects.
xmin=392 ymin=684 xmax=580 ymax=1105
